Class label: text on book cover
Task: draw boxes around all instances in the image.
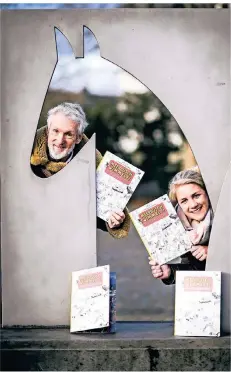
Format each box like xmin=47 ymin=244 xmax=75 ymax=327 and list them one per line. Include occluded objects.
xmin=184 ymin=276 xmax=213 ymax=292
xmin=105 ymin=160 xmax=135 ymax=185
xmin=139 ymin=203 xmax=168 ymax=227
xmin=78 ymin=272 xmax=103 ymax=289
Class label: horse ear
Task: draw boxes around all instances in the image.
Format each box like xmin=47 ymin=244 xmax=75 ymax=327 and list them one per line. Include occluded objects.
xmin=83 ymin=25 xmax=100 ymax=57
xmin=54 ymin=27 xmax=75 ymax=61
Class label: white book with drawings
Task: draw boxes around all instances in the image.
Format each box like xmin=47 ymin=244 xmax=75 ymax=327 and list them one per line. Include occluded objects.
xmin=174 ymin=271 xmax=221 ymax=337
xmin=70 ymin=265 xmax=110 ymax=333
xmin=96 ymin=151 xmax=144 ymax=222
xmin=129 ymin=194 xmax=192 ymax=265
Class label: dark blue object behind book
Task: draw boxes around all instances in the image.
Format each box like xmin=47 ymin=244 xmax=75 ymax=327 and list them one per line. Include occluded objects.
xmin=109 ymin=272 xmax=116 ymax=333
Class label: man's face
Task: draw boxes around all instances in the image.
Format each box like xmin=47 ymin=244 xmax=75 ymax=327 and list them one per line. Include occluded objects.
xmin=47 ymin=112 xmax=82 ymax=161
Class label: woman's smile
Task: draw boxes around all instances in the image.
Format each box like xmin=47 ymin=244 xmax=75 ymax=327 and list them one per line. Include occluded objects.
xmin=175 ymin=183 xmax=209 ymax=222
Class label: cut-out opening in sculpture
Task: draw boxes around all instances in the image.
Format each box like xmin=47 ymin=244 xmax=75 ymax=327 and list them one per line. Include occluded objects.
xmin=30 ymin=25 xmax=196 ymax=182
xmin=30 ymin=26 xmax=100 ymax=179
xmin=29 ymin=26 xmax=214 ymax=320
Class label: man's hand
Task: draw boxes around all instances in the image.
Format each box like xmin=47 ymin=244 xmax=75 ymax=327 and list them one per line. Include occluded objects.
xmin=108 ymin=211 xmax=125 ymax=229
xmin=190 ymin=245 xmax=208 ymax=261
xmin=148 ymin=257 xmax=171 ymax=280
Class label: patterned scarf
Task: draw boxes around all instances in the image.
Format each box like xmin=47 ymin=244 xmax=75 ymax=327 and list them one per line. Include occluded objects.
xmin=176 ymin=205 xmax=213 ymax=246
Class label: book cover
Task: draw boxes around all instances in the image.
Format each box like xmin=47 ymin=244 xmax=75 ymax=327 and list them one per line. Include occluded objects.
xmin=73 ymin=271 xmax=116 ymax=334
xmin=70 ymin=265 xmax=110 ymax=333
xmin=129 ymin=194 xmax=192 ymax=265
xmin=174 ymin=271 xmax=221 ymax=337
xmin=96 ymin=151 xmax=144 ymax=222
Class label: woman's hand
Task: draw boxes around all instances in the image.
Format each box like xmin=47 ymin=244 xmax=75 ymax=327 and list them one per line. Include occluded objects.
xmin=190 ymin=245 xmax=208 ymax=261
xmin=108 ymin=211 xmax=125 ymax=229
xmin=148 ymin=257 xmax=171 ymax=280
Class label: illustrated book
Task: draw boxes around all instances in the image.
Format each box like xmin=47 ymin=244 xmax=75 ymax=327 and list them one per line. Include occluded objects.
xmin=96 ymin=151 xmax=144 ymax=222
xmin=129 ymin=194 xmax=192 ymax=265
xmin=174 ymin=271 xmax=221 ymax=337
xmin=70 ymin=265 xmax=116 ymax=333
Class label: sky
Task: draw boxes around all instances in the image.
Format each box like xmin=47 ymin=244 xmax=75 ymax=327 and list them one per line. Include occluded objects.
xmin=50 ymin=28 xmax=148 ymax=96
xmin=1 ymin=3 xmax=149 ymax=96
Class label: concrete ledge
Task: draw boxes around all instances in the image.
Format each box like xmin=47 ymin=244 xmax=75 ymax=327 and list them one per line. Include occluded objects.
xmin=1 ymin=322 xmax=230 ymax=371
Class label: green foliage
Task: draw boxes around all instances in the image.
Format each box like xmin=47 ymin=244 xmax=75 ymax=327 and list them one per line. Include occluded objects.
xmin=84 ymin=91 xmax=182 ymax=198
xmin=37 ymin=89 xmax=184 ymax=200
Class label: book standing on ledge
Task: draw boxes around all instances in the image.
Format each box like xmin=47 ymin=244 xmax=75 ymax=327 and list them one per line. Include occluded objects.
xmin=70 ymin=265 xmax=116 ymax=333
xmin=174 ymin=271 xmax=221 ymax=337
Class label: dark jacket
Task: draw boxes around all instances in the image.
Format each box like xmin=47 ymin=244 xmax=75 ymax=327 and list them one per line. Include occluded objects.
xmin=162 ymin=251 xmax=206 ymax=285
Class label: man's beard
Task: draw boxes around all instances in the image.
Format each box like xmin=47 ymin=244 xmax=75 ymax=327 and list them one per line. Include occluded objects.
xmin=48 ymin=142 xmax=76 ymax=161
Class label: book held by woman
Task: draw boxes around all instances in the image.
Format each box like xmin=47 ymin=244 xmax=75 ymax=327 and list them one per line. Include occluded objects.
xmin=129 ymin=194 xmax=192 ymax=265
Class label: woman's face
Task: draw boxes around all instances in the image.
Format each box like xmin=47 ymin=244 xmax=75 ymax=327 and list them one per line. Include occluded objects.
xmin=175 ymin=183 xmax=209 ymax=222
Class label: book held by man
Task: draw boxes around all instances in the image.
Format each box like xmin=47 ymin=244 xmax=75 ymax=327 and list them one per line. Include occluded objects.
xmin=129 ymin=194 xmax=192 ymax=265
xmin=174 ymin=271 xmax=221 ymax=337
xmin=70 ymin=265 xmax=116 ymax=333
xmin=96 ymin=151 xmax=144 ymax=222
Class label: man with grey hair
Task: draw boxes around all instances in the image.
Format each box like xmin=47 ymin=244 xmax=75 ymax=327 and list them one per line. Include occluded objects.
xmin=46 ymin=102 xmax=88 ymax=162
xmin=30 ymin=102 xmax=130 ymax=239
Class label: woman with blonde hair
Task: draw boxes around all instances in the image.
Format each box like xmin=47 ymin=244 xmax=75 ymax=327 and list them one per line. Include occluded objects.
xmin=149 ymin=166 xmax=213 ymax=285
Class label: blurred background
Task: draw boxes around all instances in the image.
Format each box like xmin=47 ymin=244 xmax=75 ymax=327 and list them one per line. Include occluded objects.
xmin=6 ymin=3 xmax=226 ymax=321
xmin=37 ymin=26 xmax=197 ymax=206
xmin=36 ymin=25 xmax=197 ymax=321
